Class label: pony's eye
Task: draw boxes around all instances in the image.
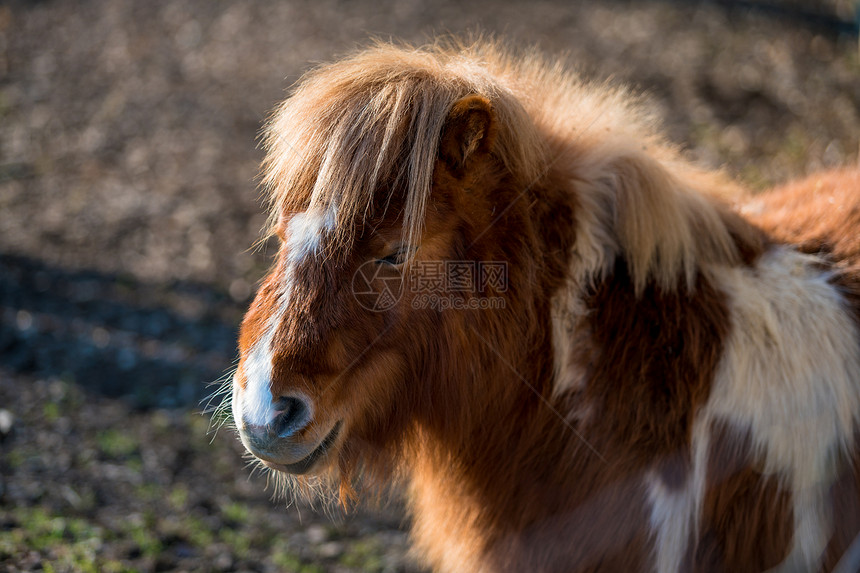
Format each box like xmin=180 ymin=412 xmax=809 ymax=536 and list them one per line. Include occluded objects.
xmin=377 ymin=247 xmax=410 ymax=266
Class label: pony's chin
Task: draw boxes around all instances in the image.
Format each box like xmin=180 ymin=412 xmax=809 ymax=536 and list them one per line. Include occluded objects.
xmin=261 ymin=420 xmax=343 ymax=475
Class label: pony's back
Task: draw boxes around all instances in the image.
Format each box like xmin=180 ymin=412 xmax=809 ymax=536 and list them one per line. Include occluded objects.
xmin=746 ymin=169 xmax=860 ymax=266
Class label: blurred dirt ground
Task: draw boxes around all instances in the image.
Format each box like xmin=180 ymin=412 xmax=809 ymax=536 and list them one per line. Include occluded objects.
xmin=0 ymin=0 xmax=858 ymax=571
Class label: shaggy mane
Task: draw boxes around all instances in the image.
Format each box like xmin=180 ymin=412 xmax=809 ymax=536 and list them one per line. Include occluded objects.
xmin=261 ymin=39 xmax=757 ymax=290
xmin=261 ymin=40 xmax=545 ymax=257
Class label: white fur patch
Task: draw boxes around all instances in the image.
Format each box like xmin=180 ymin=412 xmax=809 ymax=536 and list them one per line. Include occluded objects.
xmin=647 ymin=472 xmax=696 ymax=573
xmin=232 ymin=206 xmax=336 ymax=428
xmin=646 ymin=247 xmax=860 ymax=571
xmin=704 ymin=247 xmax=860 ymax=570
xmin=648 ymin=417 xmax=710 ymax=573
xmin=286 ymin=207 xmax=336 ymax=265
xmin=233 ymin=293 xmax=289 ymax=428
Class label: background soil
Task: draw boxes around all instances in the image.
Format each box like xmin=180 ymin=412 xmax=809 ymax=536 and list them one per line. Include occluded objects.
xmin=1 ymin=1 xmax=858 ymax=571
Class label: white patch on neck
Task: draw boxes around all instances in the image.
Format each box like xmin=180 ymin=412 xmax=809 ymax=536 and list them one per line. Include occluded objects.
xmin=703 ymin=247 xmax=860 ymax=570
xmin=286 ymin=207 xmax=336 ymax=265
xmin=646 ymin=247 xmax=860 ymax=571
xmin=646 ymin=248 xmax=860 ymax=572
xmin=648 ymin=410 xmax=711 ymax=572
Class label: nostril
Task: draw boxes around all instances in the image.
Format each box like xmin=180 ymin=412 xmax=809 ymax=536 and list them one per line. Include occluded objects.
xmin=267 ymin=396 xmax=310 ymax=438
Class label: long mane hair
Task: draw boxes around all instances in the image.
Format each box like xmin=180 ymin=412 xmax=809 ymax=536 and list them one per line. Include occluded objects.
xmin=260 ymin=40 xmax=754 ymax=288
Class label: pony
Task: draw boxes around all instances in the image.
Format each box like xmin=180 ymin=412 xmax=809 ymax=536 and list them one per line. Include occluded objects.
xmin=228 ymin=40 xmax=860 ymax=572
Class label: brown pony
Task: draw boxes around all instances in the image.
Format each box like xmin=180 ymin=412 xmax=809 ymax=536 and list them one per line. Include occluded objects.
xmin=228 ymin=41 xmax=860 ymax=572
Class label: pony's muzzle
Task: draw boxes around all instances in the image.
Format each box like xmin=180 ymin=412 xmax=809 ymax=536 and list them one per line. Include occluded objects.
xmin=238 ymin=394 xmax=341 ymax=474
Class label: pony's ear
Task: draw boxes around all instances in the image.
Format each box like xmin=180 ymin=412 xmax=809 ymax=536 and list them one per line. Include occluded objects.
xmin=438 ymin=95 xmax=496 ymax=175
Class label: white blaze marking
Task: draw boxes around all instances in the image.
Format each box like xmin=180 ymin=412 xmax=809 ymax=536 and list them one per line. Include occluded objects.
xmin=286 ymin=207 xmax=336 ymax=265
xmin=233 ymin=206 xmax=337 ymax=428
xmin=234 ymin=295 xmax=289 ymax=427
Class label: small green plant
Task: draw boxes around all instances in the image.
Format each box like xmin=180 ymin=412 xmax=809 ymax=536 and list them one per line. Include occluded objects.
xmin=339 ymin=539 xmax=386 ymax=572
xmin=168 ymin=485 xmax=189 ymax=510
xmin=271 ymin=548 xmax=325 ymax=573
xmin=123 ymin=517 xmax=163 ymax=559
xmin=184 ymin=514 xmax=215 ymax=548
xmin=221 ymin=501 xmax=249 ymax=524
xmin=96 ymin=430 xmax=138 ymax=459
xmin=42 ymin=402 xmax=60 ymax=422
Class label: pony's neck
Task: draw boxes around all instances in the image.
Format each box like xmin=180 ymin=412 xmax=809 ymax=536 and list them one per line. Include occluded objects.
xmin=402 ymin=150 xmax=766 ymax=570
xmin=405 ymin=329 xmax=632 ymax=572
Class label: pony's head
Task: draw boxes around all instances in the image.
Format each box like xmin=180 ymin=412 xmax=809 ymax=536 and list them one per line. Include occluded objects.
xmin=231 ymin=43 xmax=552 ymax=496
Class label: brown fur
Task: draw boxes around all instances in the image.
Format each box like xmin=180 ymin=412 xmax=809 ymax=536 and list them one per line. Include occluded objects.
xmin=230 ymin=41 xmax=860 ymax=572
xmin=743 ymin=169 xmax=860 ymax=267
xmin=692 ymin=421 xmax=794 ymax=572
xmin=821 ymin=430 xmax=860 ymax=572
